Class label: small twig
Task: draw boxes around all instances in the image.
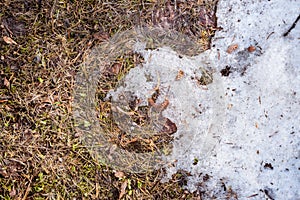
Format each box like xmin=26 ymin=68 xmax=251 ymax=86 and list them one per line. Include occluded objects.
xmin=283 ymin=14 xmax=300 ymax=37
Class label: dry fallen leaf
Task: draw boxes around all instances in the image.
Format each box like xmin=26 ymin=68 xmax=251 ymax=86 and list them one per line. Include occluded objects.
xmin=247 ymin=45 xmax=256 ymax=52
xmin=93 ymin=32 xmax=109 ymax=42
xmin=227 ymin=103 xmax=233 ymax=109
xmin=226 ymin=44 xmax=238 ymax=54
xmin=3 ymin=36 xmax=17 ymax=45
xmin=110 ymin=63 xmax=122 ymax=75
xmin=114 ymin=171 xmax=125 ymax=179
xmin=4 ymin=77 xmax=10 ymax=88
xmin=175 ymin=70 xmax=185 ymax=80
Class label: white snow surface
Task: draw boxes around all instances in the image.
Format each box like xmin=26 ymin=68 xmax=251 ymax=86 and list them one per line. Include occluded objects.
xmin=185 ymin=1 xmax=299 ymax=199
xmin=110 ymin=0 xmax=300 ymax=199
xmin=192 ymin=1 xmax=300 ymax=199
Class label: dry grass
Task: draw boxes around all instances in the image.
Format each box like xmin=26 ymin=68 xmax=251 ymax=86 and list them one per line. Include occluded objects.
xmin=0 ymin=0 xmax=219 ymax=199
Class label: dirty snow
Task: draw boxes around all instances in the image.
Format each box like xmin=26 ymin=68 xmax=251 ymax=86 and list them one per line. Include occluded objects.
xmin=175 ymin=0 xmax=300 ymax=199
xmin=108 ymin=0 xmax=300 ymax=199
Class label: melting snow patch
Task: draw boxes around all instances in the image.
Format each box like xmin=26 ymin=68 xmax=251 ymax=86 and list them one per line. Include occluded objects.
xmin=109 ymin=0 xmax=300 ymax=199
xmin=169 ymin=0 xmax=300 ymax=199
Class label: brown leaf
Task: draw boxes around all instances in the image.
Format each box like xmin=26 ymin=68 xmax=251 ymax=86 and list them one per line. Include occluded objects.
xmin=114 ymin=171 xmax=125 ymax=179
xmin=119 ymin=180 xmax=127 ymax=200
xmin=105 ymin=63 xmax=122 ymax=76
xmin=93 ymin=32 xmax=109 ymax=42
xmin=4 ymin=77 xmax=10 ymax=88
xmin=3 ymin=36 xmax=17 ymax=45
xmin=247 ymin=45 xmax=256 ymax=52
xmin=175 ymin=70 xmax=185 ymax=80
xmin=226 ymin=44 xmax=238 ymax=54
xmin=161 ymin=118 xmax=177 ymax=135
xmin=110 ymin=63 xmax=122 ymax=75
